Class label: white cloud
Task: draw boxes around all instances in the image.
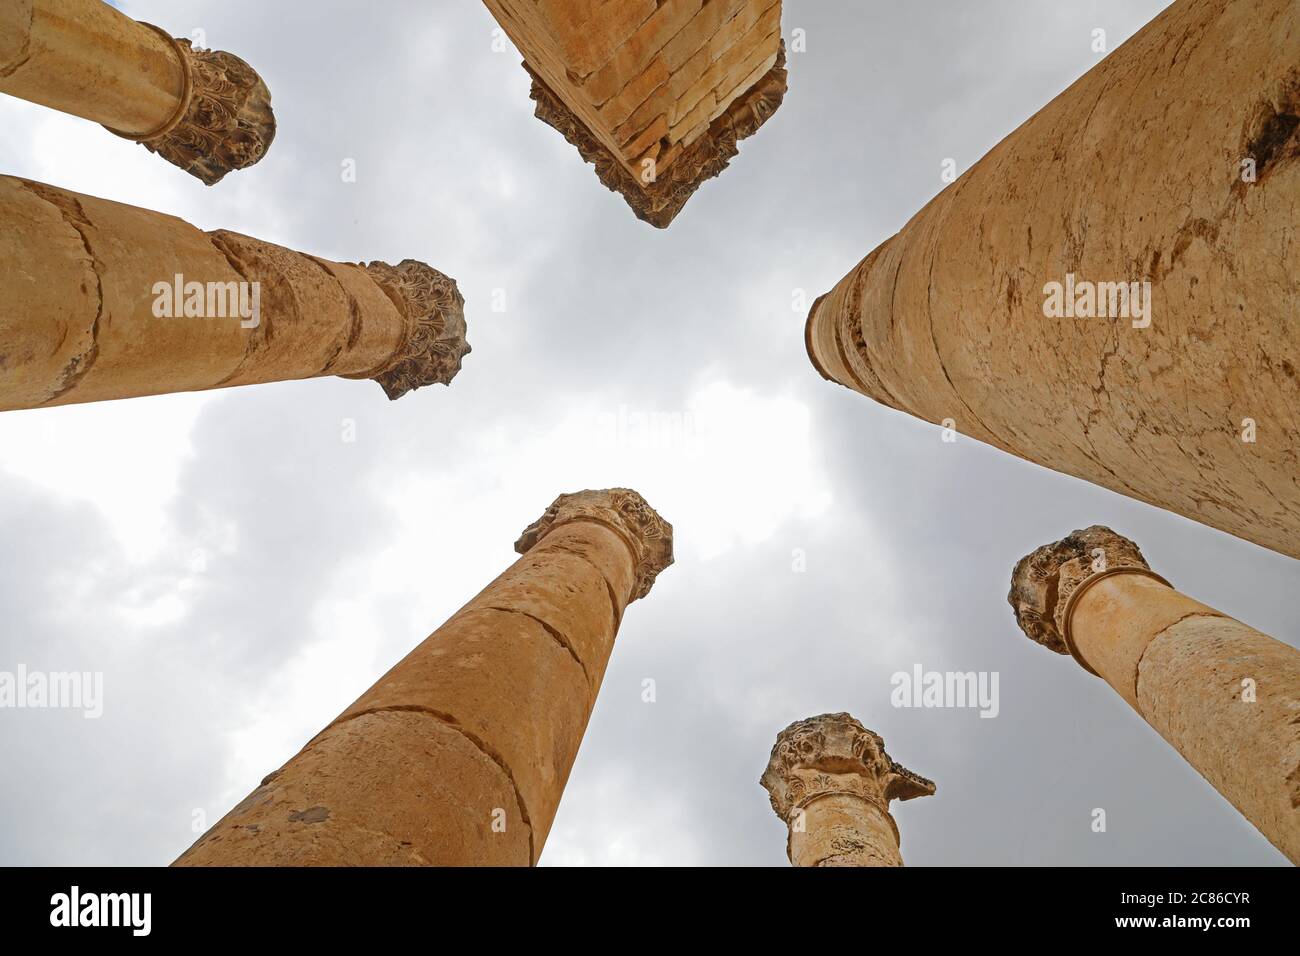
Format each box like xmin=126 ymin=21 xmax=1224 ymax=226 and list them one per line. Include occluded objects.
xmin=0 ymin=394 xmax=210 ymax=560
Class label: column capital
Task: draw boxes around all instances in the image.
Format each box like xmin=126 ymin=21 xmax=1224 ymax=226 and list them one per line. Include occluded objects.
xmin=514 ymin=489 xmax=674 ymax=601
xmin=760 ymin=713 xmax=935 ymax=821
xmin=123 ymin=33 xmax=276 ymax=186
xmin=362 ymin=260 xmax=470 ymax=400
xmin=1009 ymin=525 xmax=1159 ymax=656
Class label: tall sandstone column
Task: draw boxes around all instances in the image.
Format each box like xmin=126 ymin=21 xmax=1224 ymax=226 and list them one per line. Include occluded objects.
xmin=482 ymin=0 xmax=787 ymax=226
xmin=0 ymin=175 xmax=469 ymax=410
xmin=1010 ymin=526 xmax=1300 ymax=863
xmin=806 ymin=0 xmax=1300 ymax=559
xmin=761 ymin=713 xmax=935 ymax=867
xmin=176 ymin=489 xmax=673 ymax=866
xmin=0 ymin=0 xmax=275 ymax=184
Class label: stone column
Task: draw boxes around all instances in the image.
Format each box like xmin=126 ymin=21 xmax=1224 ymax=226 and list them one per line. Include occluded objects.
xmin=1010 ymin=526 xmax=1300 ymax=863
xmin=175 ymin=489 xmax=673 ymax=866
xmin=0 ymin=175 xmax=468 ymax=410
xmin=805 ymin=0 xmax=1300 ymax=559
xmin=760 ymin=713 xmax=935 ymax=867
xmin=0 ymin=0 xmax=274 ymax=184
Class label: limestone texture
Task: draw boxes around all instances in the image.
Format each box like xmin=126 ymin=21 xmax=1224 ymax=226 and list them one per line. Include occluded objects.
xmin=174 ymin=489 xmax=672 ymax=866
xmin=761 ymin=713 xmax=935 ymax=867
xmin=807 ymin=0 xmax=1300 ymax=559
xmin=0 ymin=175 xmax=468 ymax=410
xmin=0 ymin=0 xmax=275 ymax=183
xmin=1011 ymin=526 xmax=1300 ymax=864
xmin=483 ymin=0 xmax=787 ymax=226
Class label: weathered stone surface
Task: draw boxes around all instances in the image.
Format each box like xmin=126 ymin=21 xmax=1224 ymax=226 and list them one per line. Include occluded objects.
xmin=175 ymin=490 xmax=672 ymax=866
xmin=761 ymin=713 xmax=934 ymax=867
xmin=515 ymin=488 xmax=674 ymax=601
xmin=1066 ymin=574 xmax=1216 ymax=704
xmin=1008 ymin=525 xmax=1152 ymax=656
xmin=1137 ymin=616 xmax=1300 ymax=865
xmin=455 ymin=552 xmax=618 ymax=693
xmin=534 ymin=0 xmax=657 ymax=78
xmin=175 ymin=712 xmax=532 ymax=866
xmin=483 ymin=0 xmax=787 ymax=226
xmin=336 ymin=607 xmax=593 ymax=853
xmin=0 ymin=175 xmax=467 ymax=410
xmin=0 ymin=0 xmax=275 ymax=183
xmin=1011 ymin=526 xmax=1300 ymax=864
xmin=807 ymin=0 xmax=1300 ymax=559
xmin=128 ymin=36 xmax=276 ymax=186
xmin=355 ymin=259 xmax=470 ymax=400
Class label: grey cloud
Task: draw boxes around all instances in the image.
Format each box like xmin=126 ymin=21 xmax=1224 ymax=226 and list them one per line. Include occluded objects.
xmin=0 ymin=0 xmax=1292 ymax=866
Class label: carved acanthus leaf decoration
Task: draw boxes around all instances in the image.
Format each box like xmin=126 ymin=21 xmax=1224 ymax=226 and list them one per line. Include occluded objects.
xmin=515 ymin=489 xmax=674 ymax=601
xmin=362 ymin=260 xmax=470 ymax=400
xmin=760 ymin=713 xmax=936 ymax=821
xmin=109 ymin=33 xmax=276 ymax=186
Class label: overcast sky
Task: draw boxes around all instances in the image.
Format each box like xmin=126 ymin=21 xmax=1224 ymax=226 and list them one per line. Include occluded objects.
xmin=0 ymin=0 xmax=1294 ymax=866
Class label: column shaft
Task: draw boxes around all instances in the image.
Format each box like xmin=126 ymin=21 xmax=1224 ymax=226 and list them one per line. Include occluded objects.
xmin=1011 ymin=526 xmax=1300 ymax=864
xmin=790 ymin=793 xmax=902 ymax=867
xmin=0 ymin=175 xmax=468 ymax=409
xmin=174 ymin=490 xmax=672 ymax=866
xmin=1 ymin=0 xmax=184 ymax=135
xmin=1072 ymin=574 xmax=1300 ymax=863
xmin=1 ymin=0 xmax=276 ymax=183
xmin=808 ymin=0 xmax=1300 ymax=559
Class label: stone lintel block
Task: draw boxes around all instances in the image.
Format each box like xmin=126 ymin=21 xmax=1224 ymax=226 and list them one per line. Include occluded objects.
xmin=584 ymin=0 xmax=704 ymax=109
xmin=535 ymin=0 xmax=657 ymax=78
xmin=661 ymin=0 xmax=749 ymax=73
xmin=528 ymin=45 xmax=787 ymax=227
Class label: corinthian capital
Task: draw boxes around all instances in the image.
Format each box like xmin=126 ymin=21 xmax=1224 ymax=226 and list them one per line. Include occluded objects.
xmin=515 ymin=489 xmax=674 ymax=601
xmin=362 ymin=260 xmax=470 ymax=400
xmin=126 ymin=33 xmax=277 ymax=186
xmin=1008 ymin=525 xmax=1158 ymax=655
xmin=760 ymin=713 xmax=935 ymax=821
